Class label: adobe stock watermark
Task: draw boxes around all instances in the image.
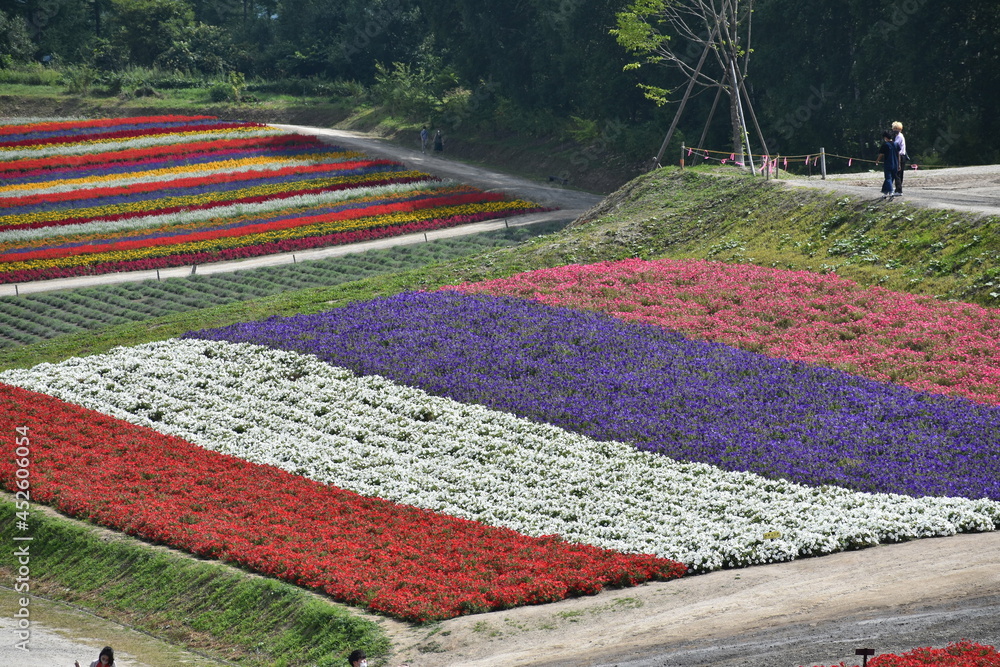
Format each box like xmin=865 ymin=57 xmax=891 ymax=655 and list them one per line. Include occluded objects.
xmin=341 ymin=0 xmax=404 ymax=62
xmin=27 ymin=0 xmax=64 ymax=37
xmin=877 ymin=0 xmax=929 ymax=36
xmin=441 ymin=78 xmax=501 ymax=132
xmin=928 ymin=125 xmax=959 ymax=156
xmin=776 ymin=84 xmax=836 ymax=140
xmin=552 ymin=118 xmax=628 ymax=186
xmin=11 ymin=425 xmax=33 ymax=653
xmin=546 ymin=0 xmax=581 ymax=31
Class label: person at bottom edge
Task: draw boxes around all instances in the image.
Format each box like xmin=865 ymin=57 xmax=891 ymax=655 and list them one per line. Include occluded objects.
xmin=348 ymin=648 xmax=368 ymax=667
xmin=76 ymin=645 xmax=115 ymax=667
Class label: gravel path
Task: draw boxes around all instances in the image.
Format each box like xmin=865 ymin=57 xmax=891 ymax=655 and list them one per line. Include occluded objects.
xmin=781 ymin=164 xmax=1000 ymax=216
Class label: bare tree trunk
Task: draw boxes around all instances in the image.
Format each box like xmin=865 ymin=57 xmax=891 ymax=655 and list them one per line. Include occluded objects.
xmin=728 ymin=65 xmax=745 ymax=165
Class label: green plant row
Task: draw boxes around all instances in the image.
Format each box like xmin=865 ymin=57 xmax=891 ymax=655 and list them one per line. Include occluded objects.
xmin=0 ymin=497 xmax=390 ymax=667
xmin=0 ymin=225 xmax=563 ymax=350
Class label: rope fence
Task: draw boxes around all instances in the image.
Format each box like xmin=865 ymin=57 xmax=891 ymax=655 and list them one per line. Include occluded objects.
xmin=677 ymin=144 xmax=955 ymax=180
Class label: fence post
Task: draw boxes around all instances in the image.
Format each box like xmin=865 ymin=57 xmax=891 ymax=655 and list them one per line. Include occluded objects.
xmin=680 ymin=143 xmax=685 ymax=169
xmin=820 ymin=147 xmax=827 ymax=180
xmin=775 ymin=155 xmax=780 ymax=180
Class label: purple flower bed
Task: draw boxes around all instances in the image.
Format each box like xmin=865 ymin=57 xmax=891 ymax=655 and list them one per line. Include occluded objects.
xmin=184 ymin=291 xmax=1000 ymax=500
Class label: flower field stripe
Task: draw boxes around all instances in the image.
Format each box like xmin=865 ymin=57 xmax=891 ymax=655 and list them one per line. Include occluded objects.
xmin=0 ymin=171 xmax=431 ymax=231
xmin=0 ymin=134 xmax=322 ymax=175
xmin=0 ymin=151 xmax=367 ymax=197
xmin=0 ymin=126 xmax=286 ymax=161
xmin=3 ymin=339 xmax=996 ymax=578
xmin=0 ymin=186 xmax=495 ymax=256
xmin=0 ymin=192 xmax=522 ymax=264
xmin=0 ymin=181 xmax=448 ymax=246
xmin=0 ymin=145 xmax=355 ymax=185
xmin=0 ymin=206 xmax=540 ymax=283
xmin=451 ymin=259 xmax=1000 ymax=406
xmin=184 ymin=291 xmax=1000 ymax=501
xmin=0 ymin=381 xmax=683 ymax=622
xmin=0 ymin=158 xmax=405 ymax=211
xmin=0 ymin=114 xmax=217 ymax=138
xmin=0 ymin=120 xmax=267 ymax=149
xmin=0 ymin=116 xmax=548 ymax=281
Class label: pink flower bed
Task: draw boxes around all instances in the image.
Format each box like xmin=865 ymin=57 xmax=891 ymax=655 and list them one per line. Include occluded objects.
xmin=452 ymin=258 xmax=1000 ymax=405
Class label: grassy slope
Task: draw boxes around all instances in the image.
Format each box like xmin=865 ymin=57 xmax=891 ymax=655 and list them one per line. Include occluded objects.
xmin=2 ymin=168 xmax=1000 ymax=663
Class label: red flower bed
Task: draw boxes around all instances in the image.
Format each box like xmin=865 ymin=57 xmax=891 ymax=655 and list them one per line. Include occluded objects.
xmin=809 ymin=641 xmax=1000 ymax=667
xmin=0 ymin=383 xmax=684 ymax=621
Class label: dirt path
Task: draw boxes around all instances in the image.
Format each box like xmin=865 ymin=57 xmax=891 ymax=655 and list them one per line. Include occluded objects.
xmin=378 ymin=532 xmax=1000 ymax=667
xmin=781 ymin=164 xmax=1000 ymax=217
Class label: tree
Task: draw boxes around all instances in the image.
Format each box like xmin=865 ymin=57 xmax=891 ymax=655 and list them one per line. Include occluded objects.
xmin=0 ymin=9 xmax=33 ymax=66
xmin=613 ymin=0 xmax=758 ymax=165
xmin=108 ymin=0 xmax=194 ymax=67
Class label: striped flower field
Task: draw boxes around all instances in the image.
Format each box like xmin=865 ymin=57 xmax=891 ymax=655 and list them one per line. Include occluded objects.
xmin=2 ymin=258 xmax=999 ymax=622
xmin=0 ymin=115 xmax=546 ymax=283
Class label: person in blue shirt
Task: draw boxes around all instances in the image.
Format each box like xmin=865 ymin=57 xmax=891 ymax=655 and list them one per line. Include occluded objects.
xmin=876 ymin=130 xmax=899 ymax=197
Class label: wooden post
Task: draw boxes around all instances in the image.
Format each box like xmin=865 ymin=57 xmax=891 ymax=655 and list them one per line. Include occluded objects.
xmin=680 ymin=143 xmax=686 ymax=169
xmin=820 ymin=147 xmax=827 ymax=180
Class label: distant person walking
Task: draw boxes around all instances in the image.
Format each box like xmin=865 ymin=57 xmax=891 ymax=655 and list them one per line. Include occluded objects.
xmin=892 ymin=120 xmax=908 ymax=195
xmin=76 ymin=646 xmax=115 ymax=667
xmin=876 ymin=129 xmax=899 ymax=198
xmin=420 ymin=126 xmax=429 ymax=153
xmin=433 ymin=129 xmax=444 ymax=153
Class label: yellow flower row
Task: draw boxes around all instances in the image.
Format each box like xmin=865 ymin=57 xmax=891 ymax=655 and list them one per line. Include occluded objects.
xmin=0 ymin=200 xmax=539 ymax=272
xmin=1 ymin=185 xmax=478 ymax=252
xmin=0 ymin=152 xmax=365 ymax=195
xmin=0 ymin=170 xmax=429 ymax=227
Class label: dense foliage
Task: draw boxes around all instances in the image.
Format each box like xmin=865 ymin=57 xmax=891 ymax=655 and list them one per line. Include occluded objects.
xmin=1 ymin=0 xmax=996 ymax=163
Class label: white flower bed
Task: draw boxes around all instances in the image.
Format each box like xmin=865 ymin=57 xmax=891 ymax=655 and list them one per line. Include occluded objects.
xmin=4 ymin=338 xmax=997 ymax=573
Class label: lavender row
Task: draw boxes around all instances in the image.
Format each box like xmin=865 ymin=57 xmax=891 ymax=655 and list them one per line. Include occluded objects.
xmin=184 ymin=292 xmax=1000 ymax=501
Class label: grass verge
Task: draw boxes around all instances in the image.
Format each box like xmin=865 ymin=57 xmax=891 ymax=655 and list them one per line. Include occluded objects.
xmin=0 ymin=496 xmax=390 ymax=666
